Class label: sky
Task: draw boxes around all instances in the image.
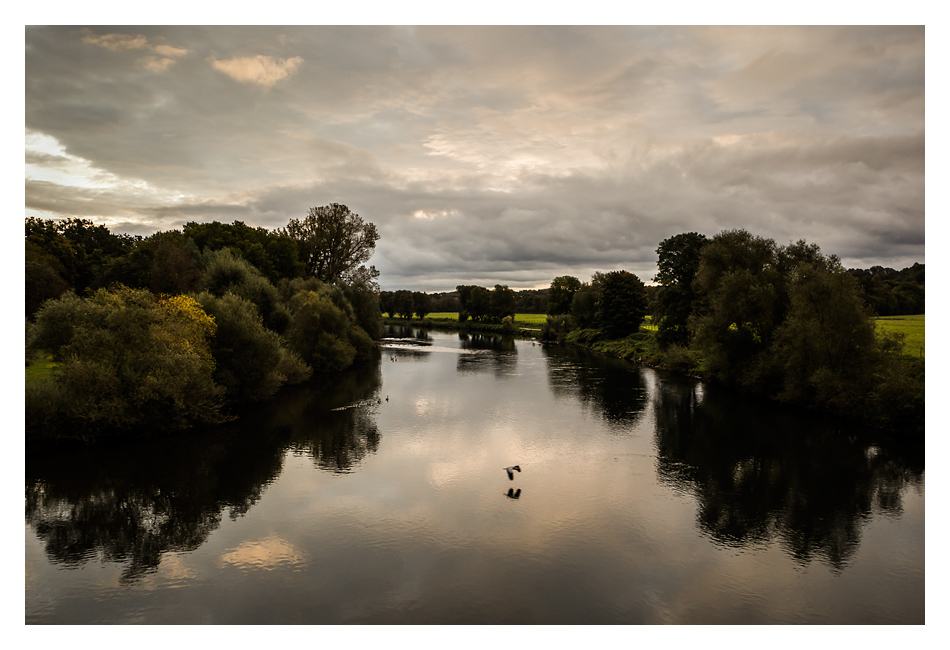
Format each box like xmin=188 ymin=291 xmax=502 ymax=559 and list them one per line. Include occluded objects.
xmin=24 ymin=24 xmax=925 ymax=291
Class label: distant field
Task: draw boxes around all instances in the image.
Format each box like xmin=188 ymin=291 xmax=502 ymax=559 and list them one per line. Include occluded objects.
xmin=424 ymin=313 xmax=547 ymax=326
xmin=875 ymin=314 xmax=924 ymax=358
xmin=422 ymin=313 xmax=659 ymax=330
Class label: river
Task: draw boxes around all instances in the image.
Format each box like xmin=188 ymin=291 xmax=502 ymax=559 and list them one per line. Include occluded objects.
xmin=25 ymin=327 xmax=925 ymax=624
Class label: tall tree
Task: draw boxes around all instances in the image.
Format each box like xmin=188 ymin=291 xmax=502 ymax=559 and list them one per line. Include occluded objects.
xmin=547 ymin=276 xmax=581 ymax=316
xmin=413 ymin=291 xmax=432 ymax=319
xmin=284 ymin=204 xmax=379 ymax=285
xmin=571 ymin=282 xmax=599 ymax=328
xmin=490 ymin=285 xmax=517 ymax=322
xmin=653 ymin=232 xmax=708 ymax=347
xmin=595 ymin=270 xmax=648 ymax=338
xmin=394 ymin=290 xmax=414 ymax=319
xmin=690 ymin=230 xmax=783 ymax=389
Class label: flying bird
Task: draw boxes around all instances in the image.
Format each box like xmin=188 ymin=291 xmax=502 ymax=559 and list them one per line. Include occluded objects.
xmin=505 ymin=488 xmax=521 ymax=499
xmin=504 ymin=465 xmax=521 ymax=480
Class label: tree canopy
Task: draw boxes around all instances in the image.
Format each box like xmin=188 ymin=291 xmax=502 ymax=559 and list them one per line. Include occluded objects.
xmin=284 ymin=204 xmax=379 ymax=286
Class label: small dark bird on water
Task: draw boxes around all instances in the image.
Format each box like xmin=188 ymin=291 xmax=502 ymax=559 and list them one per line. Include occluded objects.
xmin=504 ymin=465 xmax=521 ymax=480
xmin=506 ymin=488 xmax=521 ymax=499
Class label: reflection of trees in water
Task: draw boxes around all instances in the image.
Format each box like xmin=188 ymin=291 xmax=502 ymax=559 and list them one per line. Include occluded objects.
xmin=253 ymin=364 xmax=383 ymax=473
xmin=653 ymin=377 xmax=924 ymax=571
xmin=544 ymin=345 xmax=648 ymax=430
xmin=25 ymin=426 xmax=286 ymax=583
xmin=456 ymin=333 xmax=518 ymax=377
xmin=25 ymin=363 xmax=385 ymax=581
xmin=384 ymin=324 xmax=432 ymax=341
xmin=381 ymin=325 xmax=432 ymax=361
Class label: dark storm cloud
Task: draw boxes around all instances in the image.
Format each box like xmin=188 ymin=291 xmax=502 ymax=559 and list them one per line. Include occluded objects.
xmin=25 ymin=25 xmax=924 ymax=289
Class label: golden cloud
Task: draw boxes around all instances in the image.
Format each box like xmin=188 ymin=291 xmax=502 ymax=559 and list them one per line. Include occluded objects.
xmin=81 ymin=30 xmax=188 ymax=71
xmin=211 ymin=55 xmax=304 ymax=88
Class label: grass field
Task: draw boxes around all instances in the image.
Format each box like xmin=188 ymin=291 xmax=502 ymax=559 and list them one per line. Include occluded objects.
xmin=424 ymin=313 xmax=548 ymax=327
xmin=25 ymin=352 xmax=58 ymax=385
xmin=875 ymin=314 xmax=924 ymax=358
xmin=424 ymin=312 xmax=658 ymax=330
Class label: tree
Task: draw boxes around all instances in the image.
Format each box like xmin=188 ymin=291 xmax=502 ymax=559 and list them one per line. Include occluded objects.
xmin=571 ymin=282 xmax=599 ymax=329
xmin=195 ymin=291 xmax=290 ymax=402
xmin=457 ymin=285 xmax=491 ymax=322
xmin=287 ymin=291 xmax=362 ymax=372
xmin=469 ymin=286 xmax=491 ymax=321
xmin=595 ymin=270 xmax=648 ymax=338
xmin=379 ymin=291 xmax=396 ymax=318
xmin=413 ymin=291 xmax=432 ymax=319
xmin=344 ymin=281 xmax=383 ymax=339
xmin=547 ymin=276 xmax=581 ymax=315
xmin=201 ymin=248 xmax=290 ymax=334
xmin=689 ymin=230 xmax=784 ymax=388
xmin=490 ymin=285 xmax=517 ymax=322
xmin=284 ymin=204 xmax=379 ymax=284
xmin=183 ymin=220 xmax=305 ymax=283
xmin=394 ymin=290 xmax=414 ymax=319
xmin=25 ymin=217 xmax=138 ymax=315
xmin=653 ymin=232 xmax=708 ymax=347
xmin=769 ymin=262 xmax=880 ymax=412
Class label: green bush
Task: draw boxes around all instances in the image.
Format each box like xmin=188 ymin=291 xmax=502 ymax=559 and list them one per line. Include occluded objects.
xmin=28 ymin=286 xmax=224 ymax=440
xmin=195 ymin=291 xmax=290 ymax=403
xmin=540 ymin=314 xmax=572 ymax=343
xmin=286 ymin=290 xmax=357 ymax=372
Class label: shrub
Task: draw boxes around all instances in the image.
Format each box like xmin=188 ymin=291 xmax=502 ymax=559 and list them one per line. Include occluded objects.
xmin=286 ymin=290 xmax=357 ymax=372
xmin=540 ymin=314 xmax=573 ymax=343
xmin=195 ymin=291 xmax=288 ymax=403
xmin=29 ymin=286 xmax=224 ymax=440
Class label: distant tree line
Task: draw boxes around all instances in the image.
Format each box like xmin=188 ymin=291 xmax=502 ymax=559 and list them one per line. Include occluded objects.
xmin=847 ymin=263 xmax=924 ymax=316
xmin=26 ymin=205 xmax=383 ymax=443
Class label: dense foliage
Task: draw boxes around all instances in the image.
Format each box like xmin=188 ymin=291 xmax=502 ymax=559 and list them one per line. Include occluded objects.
xmin=848 ymin=263 xmax=924 ymax=316
xmin=26 ymin=208 xmax=383 ymax=443
xmin=28 ymin=287 xmax=224 ymax=440
xmin=652 ymin=232 xmax=708 ymax=346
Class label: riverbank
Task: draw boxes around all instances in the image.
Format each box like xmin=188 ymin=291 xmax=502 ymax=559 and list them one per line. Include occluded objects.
xmin=390 ymin=313 xmax=924 ymax=435
xmin=383 ymin=315 xmax=542 ymax=338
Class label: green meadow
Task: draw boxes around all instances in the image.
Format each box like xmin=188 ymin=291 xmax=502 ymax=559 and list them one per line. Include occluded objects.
xmin=875 ymin=314 xmax=925 ymax=358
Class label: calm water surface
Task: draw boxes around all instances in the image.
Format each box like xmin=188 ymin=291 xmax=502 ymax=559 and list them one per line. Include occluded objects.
xmin=25 ymin=328 xmax=925 ymax=624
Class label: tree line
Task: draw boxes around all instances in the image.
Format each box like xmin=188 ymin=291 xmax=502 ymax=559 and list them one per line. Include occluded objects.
xmin=26 ymin=204 xmax=383 ymax=443
xmin=539 ymin=230 xmax=923 ymax=431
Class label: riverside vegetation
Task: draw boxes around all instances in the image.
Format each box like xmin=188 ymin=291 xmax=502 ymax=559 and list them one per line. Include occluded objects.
xmin=382 ymin=230 xmax=924 ymax=434
xmin=25 ymin=205 xmax=382 ymax=444
xmin=27 ymin=211 xmax=923 ymax=442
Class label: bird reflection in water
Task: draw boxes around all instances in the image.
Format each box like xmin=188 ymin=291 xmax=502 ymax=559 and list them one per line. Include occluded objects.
xmin=505 ymin=488 xmax=522 ymax=499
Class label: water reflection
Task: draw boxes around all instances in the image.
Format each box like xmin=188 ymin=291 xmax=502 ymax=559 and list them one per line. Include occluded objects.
xmin=544 ymin=344 xmax=649 ymax=430
xmin=25 ymin=428 xmax=285 ymax=583
xmin=25 ymin=364 xmax=384 ymax=582
xmin=651 ymin=375 xmax=925 ymax=570
xmin=456 ymin=333 xmax=518 ymax=377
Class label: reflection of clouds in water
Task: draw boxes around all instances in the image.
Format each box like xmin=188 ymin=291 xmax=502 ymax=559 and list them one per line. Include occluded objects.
xmin=135 ymin=554 xmax=198 ymax=591
xmin=219 ymin=536 xmax=307 ymax=571
xmin=414 ymin=397 xmax=430 ymax=417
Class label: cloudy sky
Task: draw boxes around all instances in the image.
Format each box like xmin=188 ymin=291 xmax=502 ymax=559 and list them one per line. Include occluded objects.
xmin=25 ymin=25 xmax=925 ymax=291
